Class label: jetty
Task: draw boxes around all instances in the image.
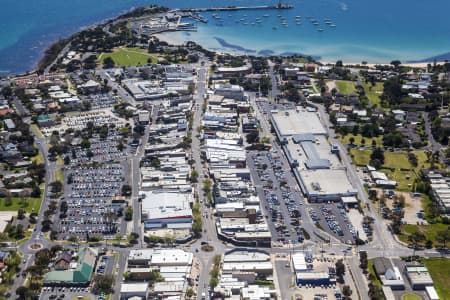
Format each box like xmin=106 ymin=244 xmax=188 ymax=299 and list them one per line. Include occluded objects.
xmin=181 ymin=4 xmax=293 ymax=13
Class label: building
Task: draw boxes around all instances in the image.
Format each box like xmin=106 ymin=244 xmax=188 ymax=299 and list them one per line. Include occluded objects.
xmin=120 ymin=283 xmax=149 ymax=300
xmin=271 ymin=109 xmax=357 ymax=202
xmin=372 ymin=258 xmax=404 ymax=290
xmin=404 ymin=265 xmax=434 ymax=290
xmin=44 ymin=247 xmax=97 ymax=286
xmin=214 ymin=84 xmax=245 ymax=101
xmin=141 ymin=191 xmax=193 ymax=230
xmin=426 ymin=172 xmax=450 ymax=213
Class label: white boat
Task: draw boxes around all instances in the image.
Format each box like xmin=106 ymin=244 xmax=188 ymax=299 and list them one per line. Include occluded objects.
xmin=263 ymin=14 xmax=270 ymax=17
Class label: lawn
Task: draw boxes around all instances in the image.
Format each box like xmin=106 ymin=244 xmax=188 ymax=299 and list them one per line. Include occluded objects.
xmin=349 ymin=149 xmax=371 ymax=166
xmin=401 ymin=293 xmax=422 ymax=300
xmin=398 ymin=223 xmax=449 ymax=245
xmin=368 ymin=259 xmax=382 ymax=288
xmin=361 ymin=82 xmax=384 ymax=108
xmin=424 ymin=258 xmax=450 ymax=300
xmin=336 ymin=80 xmax=356 ymax=95
xmin=54 ymin=168 xmax=63 ymax=184
xmin=0 ymin=197 xmax=42 ymax=213
xmin=30 ymin=124 xmax=44 ymax=139
xmin=97 ymin=47 xmax=158 ymax=67
xmin=348 ymin=150 xmax=437 ymax=191
xmin=339 ymin=134 xmax=383 ymax=147
xmin=31 ymin=151 xmax=44 ymax=164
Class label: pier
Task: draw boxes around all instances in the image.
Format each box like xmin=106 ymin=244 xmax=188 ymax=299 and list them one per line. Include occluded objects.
xmin=181 ymin=4 xmax=293 ymax=13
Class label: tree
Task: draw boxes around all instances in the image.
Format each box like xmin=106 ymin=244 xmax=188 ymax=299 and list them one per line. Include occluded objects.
xmin=371 ymin=140 xmax=377 ymax=148
xmin=335 ymin=259 xmax=346 ymax=283
xmin=103 ymin=57 xmax=115 ymax=69
xmin=94 ymin=275 xmax=115 ymax=293
xmin=190 ymin=169 xmax=199 ymax=183
xmin=246 ymin=131 xmax=260 ymax=144
xmin=390 ymin=60 xmax=401 ymax=69
xmin=125 ymin=207 xmax=133 ymax=221
xmin=16 ymin=286 xmax=31 ymax=299
xmin=121 ymin=184 xmax=132 ymax=196
xmin=370 ymin=147 xmax=385 ymax=168
xmin=64 ymin=155 xmax=71 ymax=165
xmin=186 ymin=287 xmax=195 ymax=299
xmin=408 ymin=231 xmax=426 ymax=256
xmin=349 ymin=137 xmax=355 ymax=145
xmin=435 ymin=229 xmax=450 ymax=248
xmin=17 ymin=209 xmax=25 ymax=220
xmin=342 ymin=285 xmax=352 ymax=297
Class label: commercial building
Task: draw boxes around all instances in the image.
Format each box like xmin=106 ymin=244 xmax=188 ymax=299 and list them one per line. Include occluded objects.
xmin=426 ymin=172 xmax=450 ymax=213
xmin=126 ymin=249 xmax=193 ymax=299
xmin=215 ymin=249 xmax=277 ymax=299
xmin=44 ymin=247 xmax=97 ymax=286
xmin=271 ymin=108 xmax=357 ymax=202
xmin=120 ymin=283 xmax=149 ymax=300
xmin=141 ymin=191 xmax=193 ymax=230
xmin=404 ymin=265 xmax=434 ymax=290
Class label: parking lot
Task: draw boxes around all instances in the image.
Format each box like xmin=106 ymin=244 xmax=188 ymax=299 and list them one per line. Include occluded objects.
xmin=39 ymin=286 xmax=94 ymax=300
xmin=248 ymin=150 xmax=306 ymax=245
xmin=308 ymin=203 xmax=357 ymax=243
xmin=96 ymin=255 xmax=115 ymax=276
xmin=63 ymin=132 xmax=129 ymax=165
xmin=55 ymin=163 xmax=127 ymax=240
xmin=86 ymin=94 xmax=118 ymax=110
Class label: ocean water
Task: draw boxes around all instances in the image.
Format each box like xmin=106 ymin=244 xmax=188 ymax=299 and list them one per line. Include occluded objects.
xmin=1 ymin=0 xmax=449 ymax=75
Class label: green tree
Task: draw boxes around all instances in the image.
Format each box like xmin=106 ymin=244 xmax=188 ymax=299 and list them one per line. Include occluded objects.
xmin=125 ymin=207 xmax=133 ymax=221
xmin=94 ymin=274 xmax=115 ymax=293
xmin=103 ymin=57 xmax=116 ymax=69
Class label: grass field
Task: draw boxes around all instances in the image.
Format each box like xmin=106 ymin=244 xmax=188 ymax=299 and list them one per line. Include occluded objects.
xmin=424 ymin=258 xmax=450 ymax=299
xmin=349 ymin=150 xmax=439 ymax=191
xmin=398 ymin=223 xmax=449 ymax=245
xmin=361 ymin=82 xmax=384 ymax=108
xmin=97 ymin=47 xmax=157 ymax=67
xmin=0 ymin=197 xmax=42 ymax=213
xmin=401 ymin=293 xmax=421 ymax=300
xmin=339 ymin=134 xmax=383 ymax=147
xmin=336 ymin=80 xmax=357 ymax=95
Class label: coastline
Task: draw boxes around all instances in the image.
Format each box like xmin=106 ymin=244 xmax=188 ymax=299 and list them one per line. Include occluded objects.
xmin=2 ymin=5 xmax=450 ymax=77
xmin=154 ymin=31 xmax=445 ymax=68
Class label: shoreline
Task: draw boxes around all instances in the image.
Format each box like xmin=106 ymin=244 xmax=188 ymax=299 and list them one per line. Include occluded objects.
xmin=2 ymin=6 xmax=450 ymax=77
xmin=154 ymin=32 xmax=446 ymax=68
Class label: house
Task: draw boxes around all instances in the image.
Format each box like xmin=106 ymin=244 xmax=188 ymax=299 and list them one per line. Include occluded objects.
xmin=392 ymin=109 xmax=406 ymax=122
xmin=37 ymin=114 xmax=53 ymax=127
xmin=372 ymin=258 xmax=404 ymax=290
xmin=54 ymin=252 xmax=73 ymax=270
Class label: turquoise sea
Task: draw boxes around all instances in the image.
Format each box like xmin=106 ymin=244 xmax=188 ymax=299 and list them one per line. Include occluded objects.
xmin=1 ymin=0 xmax=450 ymax=75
